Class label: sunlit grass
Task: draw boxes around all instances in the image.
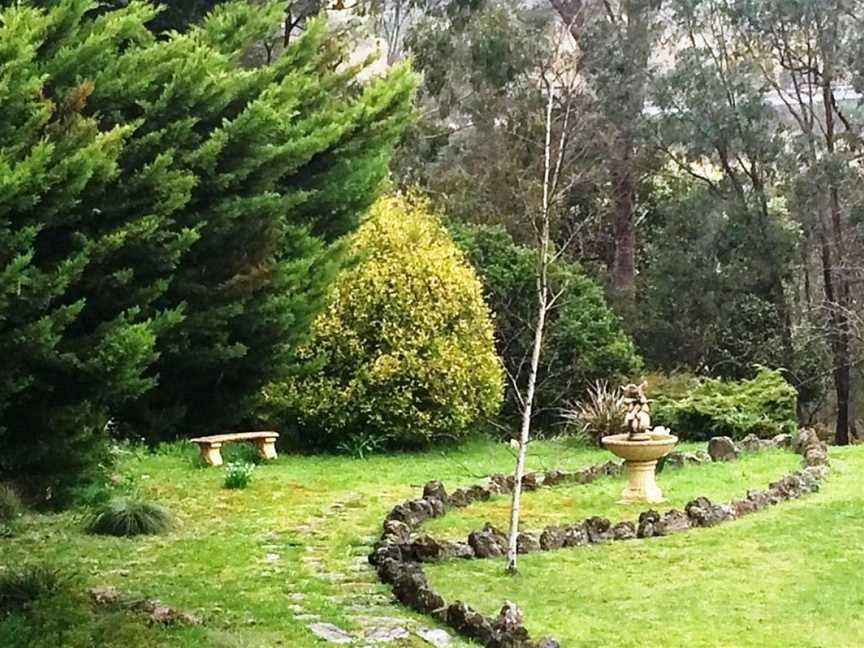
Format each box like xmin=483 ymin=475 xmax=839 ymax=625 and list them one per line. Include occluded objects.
xmin=425 ymin=446 xmax=864 ymax=648
xmin=2 ymin=437 xmax=860 ymax=647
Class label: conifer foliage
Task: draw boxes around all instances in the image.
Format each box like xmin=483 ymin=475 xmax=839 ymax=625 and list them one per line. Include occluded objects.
xmin=0 ymin=0 xmax=414 ymax=493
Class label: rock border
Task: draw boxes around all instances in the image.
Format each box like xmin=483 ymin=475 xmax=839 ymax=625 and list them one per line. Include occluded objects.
xmin=368 ymin=429 xmax=830 ymax=648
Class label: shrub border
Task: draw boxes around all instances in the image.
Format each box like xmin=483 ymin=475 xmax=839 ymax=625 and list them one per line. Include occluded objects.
xmin=368 ymin=430 xmax=830 ymax=648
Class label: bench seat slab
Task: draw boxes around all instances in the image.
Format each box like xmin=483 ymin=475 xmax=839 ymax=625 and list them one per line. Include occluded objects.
xmin=190 ymin=432 xmax=279 ymax=467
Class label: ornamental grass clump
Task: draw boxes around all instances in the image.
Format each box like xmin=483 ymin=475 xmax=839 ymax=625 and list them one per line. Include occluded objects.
xmin=0 ymin=565 xmax=65 ymax=614
xmin=223 ymin=462 xmax=255 ymax=490
xmin=85 ymin=497 xmax=173 ymax=537
xmin=563 ymin=381 xmax=629 ymax=446
xmin=264 ymin=194 xmax=504 ymax=451
xmin=0 ymin=566 xmax=61 ymax=613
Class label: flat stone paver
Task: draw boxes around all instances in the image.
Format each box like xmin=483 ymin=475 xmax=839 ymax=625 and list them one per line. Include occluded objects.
xmin=364 ymin=626 xmax=409 ymax=642
xmin=416 ymin=627 xmax=452 ymax=647
xmin=308 ymin=622 xmax=353 ymax=644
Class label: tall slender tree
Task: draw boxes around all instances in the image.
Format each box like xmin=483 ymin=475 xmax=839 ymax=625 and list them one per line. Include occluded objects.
xmin=729 ymin=0 xmax=862 ymax=444
xmin=504 ymin=27 xmax=590 ymax=574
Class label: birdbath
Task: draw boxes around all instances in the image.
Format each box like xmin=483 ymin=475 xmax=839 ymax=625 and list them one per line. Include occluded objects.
xmin=601 ymin=383 xmax=678 ymax=504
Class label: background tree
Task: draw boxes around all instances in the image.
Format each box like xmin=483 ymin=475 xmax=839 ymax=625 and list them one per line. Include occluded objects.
xmin=548 ymin=0 xmax=663 ymax=303
xmin=395 ymin=0 xmax=563 ymax=239
xmin=735 ymin=0 xmax=863 ymax=445
xmin=655 ymin=0 xmax=864 ymax=443
xmin=646 ymin=1 xmax=798 ymax=377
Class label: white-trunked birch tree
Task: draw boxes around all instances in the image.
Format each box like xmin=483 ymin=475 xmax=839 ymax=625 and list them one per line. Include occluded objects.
xmin=504 ymin=23 xmax=589 ymax=574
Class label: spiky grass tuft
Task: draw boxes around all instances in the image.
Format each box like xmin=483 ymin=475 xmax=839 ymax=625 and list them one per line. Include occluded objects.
xmin=0 ymin=565 xmax=65 ymax=613
xmin=85 ymin=497 xmax=173 ymax=537
xmin=563 ymin=380 xmax=628 ymax=446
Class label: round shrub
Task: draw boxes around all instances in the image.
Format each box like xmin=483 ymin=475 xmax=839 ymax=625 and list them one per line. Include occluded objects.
xmin=265 ymin=194 xmax=504 ymax=449
xmin=650 ymin=368 xmax=798 ymax=441
xmin=448 ymin=222 xmax=642 ymax=430
xmin=85 ymin=497 xmax=173 ymax=537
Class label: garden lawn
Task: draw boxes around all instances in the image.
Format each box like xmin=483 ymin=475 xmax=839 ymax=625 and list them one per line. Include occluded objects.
xmin=425 ymin=445 xmax=864 ymax=648
xmin=1 ymin=438 xmax=861 ymax=647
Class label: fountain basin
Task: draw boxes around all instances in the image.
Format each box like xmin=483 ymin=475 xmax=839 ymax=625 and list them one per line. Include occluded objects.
xmin=602 ymin=432 xmax=678 ymax=504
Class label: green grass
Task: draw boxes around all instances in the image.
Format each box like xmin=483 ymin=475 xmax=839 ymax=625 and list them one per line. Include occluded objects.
xmin=1 ymin=437 xmax=861 ymax=647
xmin=423 ymin=447 xmax=801 ymax=540
xmin=425 ymin=445 xmax=864 ymax=648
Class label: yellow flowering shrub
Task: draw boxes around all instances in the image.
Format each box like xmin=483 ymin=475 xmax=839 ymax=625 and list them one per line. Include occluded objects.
xmin=265 ymin=195 xmax=504 ymax=449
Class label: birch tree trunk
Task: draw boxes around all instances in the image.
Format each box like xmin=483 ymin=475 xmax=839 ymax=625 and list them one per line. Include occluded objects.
xmin=505 ymin=81 xmax=556 ymax=575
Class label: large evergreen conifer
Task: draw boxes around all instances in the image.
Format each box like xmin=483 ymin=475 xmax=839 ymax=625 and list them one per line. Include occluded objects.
xmin=0 ymin=0 xmax=414 ymax=492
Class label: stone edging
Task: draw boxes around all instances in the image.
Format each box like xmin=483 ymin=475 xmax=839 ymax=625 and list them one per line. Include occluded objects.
xmin=368 ymin=429 xmax=830 ymax=648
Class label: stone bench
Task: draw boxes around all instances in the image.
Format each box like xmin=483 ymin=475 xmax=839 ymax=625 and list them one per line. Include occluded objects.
xmin=189 ymin=431 xmax=279 ymax=467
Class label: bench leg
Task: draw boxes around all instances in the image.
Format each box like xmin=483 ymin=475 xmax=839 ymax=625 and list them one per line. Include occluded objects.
xmin=200 ymin=443 xmax=223 ymax=467
xmin=256 ymin=438 xmax=277 ymax=461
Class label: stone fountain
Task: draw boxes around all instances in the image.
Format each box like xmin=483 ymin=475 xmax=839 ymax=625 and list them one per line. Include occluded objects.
xmin=602 ymin=383 xmax=678 ymax=504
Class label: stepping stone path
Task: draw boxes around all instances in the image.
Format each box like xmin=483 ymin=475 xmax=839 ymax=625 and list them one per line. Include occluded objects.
xmin=310 ymin=622 xmax=354 ymax=644
xmin=289 ymin=493 xmax=457 ymax=646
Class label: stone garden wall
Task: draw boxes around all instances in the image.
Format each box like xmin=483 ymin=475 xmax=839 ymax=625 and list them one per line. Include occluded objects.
xmin=368 ymin=429 xmax=831 ymax=648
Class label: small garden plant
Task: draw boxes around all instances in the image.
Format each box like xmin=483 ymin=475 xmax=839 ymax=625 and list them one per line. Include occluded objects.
xmin=85 ymin=497 xmax=174 ymax=537
xmin=564 ymin=381 xmax=629 ymax=446
xmin=0 ymin=565 xmax=65 ymax=615
xmin=223 ymin=462 xmax=255 ymax=490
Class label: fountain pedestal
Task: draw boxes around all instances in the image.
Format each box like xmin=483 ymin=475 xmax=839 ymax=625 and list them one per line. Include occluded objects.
xmin=602 ymin=432 xmax=678 ymax=504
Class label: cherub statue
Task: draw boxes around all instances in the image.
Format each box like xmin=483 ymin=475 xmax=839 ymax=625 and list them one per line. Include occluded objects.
xmin=622 ymin=382 xmax=652 ymax=441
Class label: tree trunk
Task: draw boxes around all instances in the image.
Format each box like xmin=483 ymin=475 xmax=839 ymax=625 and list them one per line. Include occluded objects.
xmin=820 ymin=22 xmax=852 ymax=446
xmin=610 ymin=134 xmax=637 ymax=297
xmin=817 ymin=223 xmax=850 ymax=446
xmin=505 ymin=276 xmax=547 ymax=574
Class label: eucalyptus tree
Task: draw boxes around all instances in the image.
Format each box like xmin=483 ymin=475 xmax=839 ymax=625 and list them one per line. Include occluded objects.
xmin=547 ymin=0 xmax=664 ymax=302
xmin=648 ymin=0 xmax=798 ymax=375
xmin=727 ymin=0 xmax=864 ymax=444
xmin=650 ymin=0 xmax=864 ymax=443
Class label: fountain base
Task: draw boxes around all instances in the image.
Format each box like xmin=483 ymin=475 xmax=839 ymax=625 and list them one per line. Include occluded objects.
xmin=601 ymin=432 xmax=678 ymax=505
xmin=619 ymin=459 xmax=665 ymax=504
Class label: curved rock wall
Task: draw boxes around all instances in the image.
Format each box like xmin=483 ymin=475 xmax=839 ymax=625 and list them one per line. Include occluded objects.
xmin=369 ymin=432 xmax=830 ymax=647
